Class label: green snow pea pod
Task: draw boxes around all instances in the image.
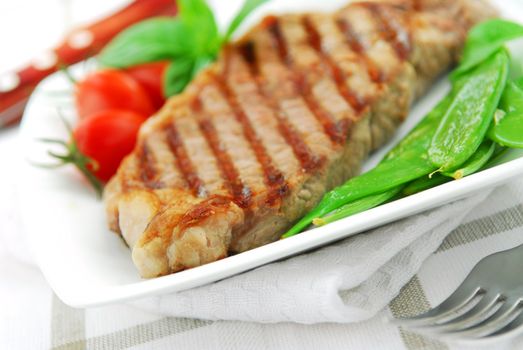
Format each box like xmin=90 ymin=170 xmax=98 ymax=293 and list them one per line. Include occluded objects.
xmin=488 ymin=81 xmax=523 ymax=148
xmin=402 ymin=175 xmax=450 ymax=196
xmin=483 ymin=146 xmax=510 ymax=168
xmin=442 ymin=140 xmax=496 ymax=179
xmin=451 ymin=19 xmax=523 ymax=81
xmin=404 ymin=141 xmax=497 ymax=194
xmin=385 ymin=95 xmax=453 ymax=160
xmin=310 ymin=135 xmax=494 ymax=229
xmin=429 ymin=49 xmax=509 ymax=173
xmin=310 ymin=187 xmax=403 ymax=228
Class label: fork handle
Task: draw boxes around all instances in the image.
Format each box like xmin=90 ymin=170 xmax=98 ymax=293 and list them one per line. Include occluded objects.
xmin=0 ymin=0 xmax=177 ymax=129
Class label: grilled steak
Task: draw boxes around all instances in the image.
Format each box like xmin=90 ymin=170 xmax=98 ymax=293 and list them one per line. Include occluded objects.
xmin=105 ymin=0 xmax=495 ymax=278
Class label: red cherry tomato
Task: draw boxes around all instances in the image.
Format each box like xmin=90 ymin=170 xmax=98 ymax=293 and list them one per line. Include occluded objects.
xmin=75 ymin=69 xmax=155 ymax=119
xmin=125 ymin=61 xmax=168 ymax=110
xmin=73 ymin=109 xmax=147 ymax=182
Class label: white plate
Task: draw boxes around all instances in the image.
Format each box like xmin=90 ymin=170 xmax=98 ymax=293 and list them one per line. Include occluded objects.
xmin=18 ymin=0 xmax=523 ymax=308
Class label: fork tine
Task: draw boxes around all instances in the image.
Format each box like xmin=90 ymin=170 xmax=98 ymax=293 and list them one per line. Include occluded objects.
xmin=417 ymin=292 xmax=503 ymax=333
xmin=488 ymin=303 xmax=523 ymax=338
xmin=447 ymin=298 xmax=523 ymax=339
xmin=392 ymin=286 xmax=483 ymax=326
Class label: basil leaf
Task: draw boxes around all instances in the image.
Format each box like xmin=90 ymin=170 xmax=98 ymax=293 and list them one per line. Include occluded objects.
xmin=163 ymin=58 xmax=195 ymax=97
xmin=178 ymin=0 xmax=220 ymax=56
xmin=99 ymin=18 xmax=190 ymax=68
xmin=452 ymin=19 xmax=523 ymax=80
xmin=101 ymin=0 xmax=271 ymax=97
xmin=163 ymin=56 xmax=213 ymax=97
xmin=192 ymin=55 xmax=214 ymax=77
xmin=224 ymin=0 xmax=269 ymax=42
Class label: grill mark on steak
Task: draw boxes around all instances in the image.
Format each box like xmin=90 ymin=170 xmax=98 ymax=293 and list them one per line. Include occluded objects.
xmin=216 ymin=55 xmax=289 ymax=206
xmin=340 ymin=5 xmax=402 ymax=81
xmin=303 ymin=16 xmax=366 ymax=114
xmin=335 ymin=18 xmax=384 ymax=84
xmin=177 ymin=195 xmax=232 ymax=233
xmin=306 ymin=14 xmax=380 ymax=119
xmin=193 ymin=98 xmax=253 ymax=209
xmin=239 ymin=41 xmax=257 ymax=73
xmin=364 ymin=2 xmax=411 ymax=61
xmin=223 ymin=48 xmax=301 ymax=183
xmin=267 ymin=17 xmax=343 ymax=145
xmin=166 ymin=122 xmax=207 ymax=197
xmin=238 ymin=41 xmax=324 ymax=173
xmin=137 ymin=141 xmax=163 ymax=189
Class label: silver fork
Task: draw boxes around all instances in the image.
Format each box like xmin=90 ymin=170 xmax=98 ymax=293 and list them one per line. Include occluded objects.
xmin=392 ymin=243 xmax=523 ymax=340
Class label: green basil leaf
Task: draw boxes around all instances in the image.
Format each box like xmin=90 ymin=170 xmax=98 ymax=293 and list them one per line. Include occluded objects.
xmin=192 ymin=55 xmax=214 ymax=77
xmin=163 ymin=56 xmax=213 ymax=97
xmin=452 ymin=19 xmax=523 ymax=80
xmin=99 ymin=18 xmax=191 ymax=68
xmin=224 ymin=0 xmax=269 ymax=42
xmin=178 ymin=0 xmax=220 ymax=56
xmin=163 ymin=58 xmax=195 ymax=97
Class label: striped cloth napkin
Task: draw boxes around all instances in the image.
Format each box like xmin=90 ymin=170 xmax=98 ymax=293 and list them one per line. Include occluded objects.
xmin=2 ymin=127 xmax=523 ymax=349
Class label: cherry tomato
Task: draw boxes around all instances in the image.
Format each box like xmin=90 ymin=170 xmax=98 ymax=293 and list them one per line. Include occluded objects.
xmin=125 ymin=61 xmax=168 ymax=110
xmin=75 ymin=69 xmax=154 ymax=119
xmin=73 ymin=109 xmax=147 ymax=181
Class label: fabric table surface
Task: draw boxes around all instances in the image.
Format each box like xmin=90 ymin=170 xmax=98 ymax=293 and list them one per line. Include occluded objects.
xmin=3 ymin=0 xmax=523 ymax=349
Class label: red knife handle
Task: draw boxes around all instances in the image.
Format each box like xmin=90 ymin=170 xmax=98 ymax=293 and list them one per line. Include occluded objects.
xmin=0 ymin=0 xmax=177 ymax=128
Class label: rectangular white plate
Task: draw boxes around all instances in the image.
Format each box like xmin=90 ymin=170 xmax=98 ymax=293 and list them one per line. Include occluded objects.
xmin=17 ymin=0 xmax=523 ymax=307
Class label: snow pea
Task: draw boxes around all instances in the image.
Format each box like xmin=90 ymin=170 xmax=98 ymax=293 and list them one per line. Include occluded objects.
xmin=483 ymin=146 xmax=510 ymax=168
xmin=385 ymin=95 xmax=453 ymax=160
xmin=402 ymin=175 xmax=450 ymax=196
xmin=442 ymin=140 xmax=496 ymax=179
xmin=488 ymin=81 xmax=523 ymax=148
xmin=429 ymin=49 xmax=509 ymax=173
xmin=451 ymin=19 xmax=523 ymax=80
xmin=404 ymin=141 xmax=497 ymax=194
xmin=310 ymin=187 xmax=403 ymax=228
xmin=309 ymin=140 xmax=495 ymax=229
